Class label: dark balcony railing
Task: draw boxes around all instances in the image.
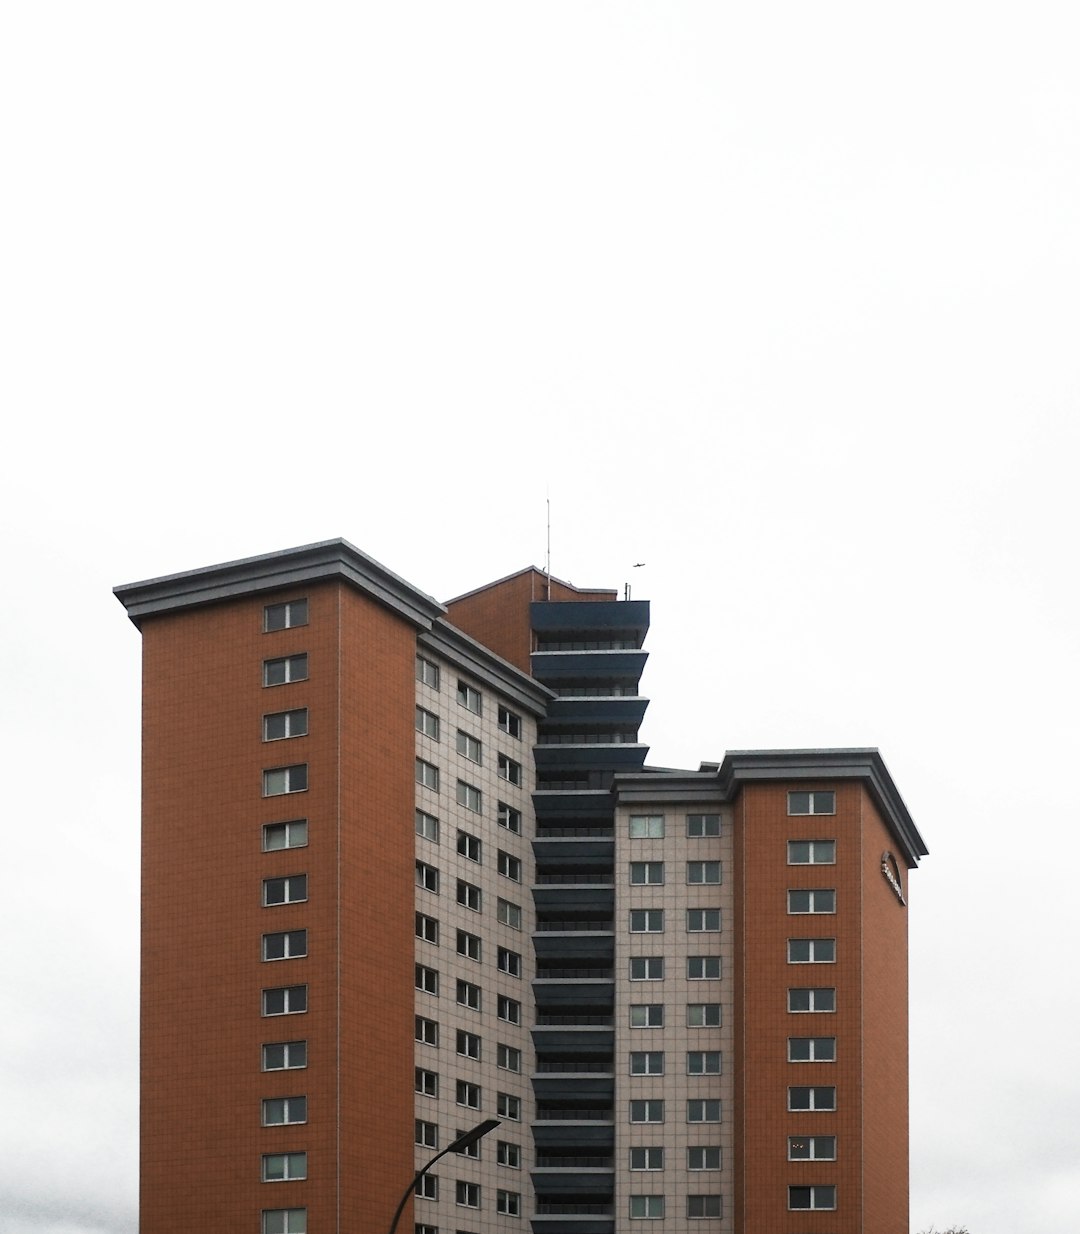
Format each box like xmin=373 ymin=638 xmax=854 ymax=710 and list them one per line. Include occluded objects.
xmin=535 ymin=1108 xmax=613 ymax=1121
xmin=536 ymin=732 xmax=639 ymax=745
xmin=535 ymin=920 xmax=613 ymax=932
xmin=535 ymin=1014 xmax=614 ymax=1026
xmin=535 ymin=1202 xmax=616 ymax=1214
xmin=535 ymin=968 xmax=614 ymax=980
xmin=535 ymin=873 xmax=614 ymax=885
xmin=549 ymin=684 xmax=640 ymax=697
xmin=535 ymin=1058 xmax=612 ymax=1074
xmin=535 ymin=1155 xmax=615 ymax=1169
xmin=535 ymin=827 xmax=614 ymax=838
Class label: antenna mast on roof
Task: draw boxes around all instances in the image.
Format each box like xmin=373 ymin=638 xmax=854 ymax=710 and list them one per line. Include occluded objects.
xmin=544 ymin=495 xmax=551 ymax=600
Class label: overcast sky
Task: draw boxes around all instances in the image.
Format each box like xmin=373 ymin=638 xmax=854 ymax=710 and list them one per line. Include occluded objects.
xmin=4 ymin=3 xmax=1079 ymax=1232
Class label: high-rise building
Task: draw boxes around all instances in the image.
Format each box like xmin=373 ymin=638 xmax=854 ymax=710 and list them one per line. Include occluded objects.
xmin=115 ymin=538 xmax=927 ymax=1234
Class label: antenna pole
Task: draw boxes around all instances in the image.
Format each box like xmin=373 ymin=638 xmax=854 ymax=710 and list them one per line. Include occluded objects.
xmin=545 ymin=496 xmax=551 ymax=600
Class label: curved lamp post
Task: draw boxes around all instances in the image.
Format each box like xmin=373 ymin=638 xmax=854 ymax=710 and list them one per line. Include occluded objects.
xmin=386 ymin=1117 xmax=501 ymax=1234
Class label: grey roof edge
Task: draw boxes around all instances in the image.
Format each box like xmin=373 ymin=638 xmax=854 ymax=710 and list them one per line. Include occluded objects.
xmin=421 ymin=621 xmax=555 ymax=716
xmin=444 ymin=565 xmax=618 ymax=606
xmin=113 ymin=539 xmax=446 ymax=630
xmin=616 ymin=748 xmax=928 ymax=867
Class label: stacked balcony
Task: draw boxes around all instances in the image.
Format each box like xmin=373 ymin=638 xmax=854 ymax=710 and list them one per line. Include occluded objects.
xmin=529 ymin=600 xmax=649 ymax=1234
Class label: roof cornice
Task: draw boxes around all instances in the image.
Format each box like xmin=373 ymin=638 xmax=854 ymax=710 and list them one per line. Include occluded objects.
xmin=114 ymin=539 xmax=446 ymax=630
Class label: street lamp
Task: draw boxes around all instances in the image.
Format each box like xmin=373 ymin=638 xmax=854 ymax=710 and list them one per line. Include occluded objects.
xmin=385 ymin=1117 xmax=501 ymax=1234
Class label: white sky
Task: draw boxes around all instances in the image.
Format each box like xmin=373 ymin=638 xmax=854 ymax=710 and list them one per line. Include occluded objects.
xmin=3 ymin=3 xmax=1079 ymax=1231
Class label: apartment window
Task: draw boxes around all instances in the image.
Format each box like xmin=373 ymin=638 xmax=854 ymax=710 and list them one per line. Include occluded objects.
xmin=687 ymin=861 xmax=721 ymax=885
xmin=456 ymin=730 xmax=482 ymax=764
xmin=497 ymin=995 xmax=521 ymax=1024
xmin=497 ymin=1092 xmax=521 ymax=1121
xmin=264 ymin=874 xmax=308 ymax=906
xmin=457 ymin=781 xmax=482 ymax=813
xmin=496 ymin=754 xmax=522 ymax=786
xmin=456 ymin=880 xmax=481 ymax=912
xmin=416 ymin=914 xmax=439 ymax=945
xmin=262 ymin=1040 xmax=307 ymax=1070
xmin=497 ymin=1044 xmax=522 ymax=1072
xmin=415 ymin=1068 xmax=438 ymax=1097
xmin=264 ymin=599 xmax=308 ymax=631
xmin=630 ymin=1051 xmax=664 ymax=1075
xmin=264 ymin=654 xmax=308 ymax=686
xmin=262 ymin=1096 xmax=307 ymax=1126
xmin=497 ymin=851 xmax=522 ymax=882
xmin=686 ymin=813 xmax=720 ymax=837
xmin=687 ymin=1100 xmax=721 ymax=1123
xmin=497 ymin=802 xmax=522 ymax=833
xmin=630 ymin=1004 xmax=664 ymax=1028
xmin=629 ymin=1100 xmax=665 ymax=1123
xmin=417 ymin=655 xmax=440 ymax=689
xmin=262 ymin=1211 xmax=306 ymax=1234
xmin=788 ymin=1037 xmax=836 ymax=1062
xmin=457 ymin=1030 xmax=481 ymax=1061
xmin=262 ymin=1152 xmax=307 ymax=1182
xmin=497 ymin=899 xmax=522 ymax=929
xmin=415 ymin=1016 xmax=439 ymax=1047
xmin=263 ymin=820 xmax=308 ymax=851
xmin=415 ymin=965 xmax=439 ymax=996
xmin=629 ymin=814 xmax=664 ymax=838
xmin=687 ymin=1051 xmax=722 ymax=1075
xmin=456 ymin=930 xmax=481 ymax=962
xmin=789 ymin=1086 xmax=836 ymax=1111
xmin=262 ymin=986 xmax=307 ymax=1016
xmin=263 ymin=930 xmax=308 ymax=961
xmin=416 ymin=707 xmax=440 ymax=740
xmin=788 ymin=938 xmax=836 ymax=963
xmin=456 ymin=1181 xmax=480 ymax=1208
xmin=416 ymin=1119 xmax=438 ymax=1149
xmin=629 ymin=862 xmax=664 ymax=885
xmin=687 ymin=1195 xmax=722 ymax=1219
xmin=497 ymin=947 xmax=521 ymax=977
xmin=788 ymin=839 xmax=836 ymax=864
xmin=497 ymin=705 xmax=522 ymax=738
xmin=496 ymin=1190 xmax=520 ymax=1217
xmin=415 ymin=1174 xmax=438 ymax=1200
xmin=788 ymin=889 xmax=836 ymax=914
xmin=788 ymin=987 xmax=836 ymax=1013
xmin=457 ymin=830 xmax=482 ymax=863
xmin=629 ymin=1196 xmax=665 ymax=1219
xmin=416 ymin=759 xmax=440 ymax=791
xmin=789 ymin=1185 xmax=837 ymax=1210
xmin=687 ymin=1147 xmax=721 ymax=1170
xmin=264 ymin=709 xmax=309 ymax=741
xmin=264 ymin=765 xmax=308 ymax=796
xmin=497 ymin=1141 xmax=521 ymax=1168
xmin=630 ymin=957 xmax=664 ymax=981
xmin=456 ymin=980 xmax=482 ymax=1012
xmin=687 ymin=956 xmax=721 ymax=980
xmin=416 ymin=810 xmax=440 ymax=843
xmin=457 ymin=681 xmax=482 ymax=715
xmin=456 ymin=1081 xmax=481 ymax=1110
xmin=416 ymin=861 xmax=440 ymax=893
xmin=687 ymin=1003 xmax=722 ymax=1028
xmin=687 ymin=909 xmax=721 ymax=932
xmin=788 ymin=790 xmax=835 ymax=815
xmin=788 ymin=1135 xmax=837 ymax=1160
xmin=630 ymin=1147 xmax=664 ymax=1170
xmin=630 ymin=909 xmax=664 ymax=933
xmin=415 ymin=1225 xmax=437 ymax=1234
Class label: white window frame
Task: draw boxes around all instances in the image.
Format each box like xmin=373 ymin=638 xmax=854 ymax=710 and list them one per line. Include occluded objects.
xmin=788 ymin=1085 xmax=836 ymax=1112
xmin=456 ymin=880 xmax=481 ymax=912
xmin=415 ymin=1119 xmax=438 ymax=1148
xmin=457 ymin=681 xmax=482 ymax=715
xmin=687 ymin=1050 xmax=721 ymax=1075
xmin=497 ymin=851 xmax=522 ymax=882
xmin=262 ymin=1209 xmax=307 ymax=1234
xmin=788 ymin=839 xmax=836 ymax=864
xmin=496 ymin=1189 xmax=521 ymax=1216
xmin=629 ymin=814 xmax=664 ymax=838
xmin=456 ymin=930 xmax=482 ymax=962
xmin=788 ymin=938 xmax=836 ymax=964
xmin=788 ymin=987 xmax=836 ymax=1013
xmin=415 ymin=1016 xmax=438 ymax=1047
xmin=630 ymin=1051 xmax=664 ymax=1075
xmin=629 ymin=861 xmax=664 ymax=885
xmin=497 ymin=1092 xmax=521 ymax=1120
xmin=498 ymin=802 xmax=522 ymax=833
xmin=629 ymin=957 xmax=664 ymax=981
xmin=687 ymin=1003 xmax=722 ymax=1028
xmin=262 ymin=1152 xmax=307 ymax=1182
xmin=264 ymin=600 xmax=308 ymax=632
xmin=687 ymin=1195 xmax=723 ymax=1219
xmin=263 ymin=654 xmax=308 ymax=686
xmin=629 ymin=1099 xmax=665 ymax=1124
xmin=415 ymin=913 xmax=439 ymax=944
xmin=263 ymin=875 xmax=307 ymax=905
xmin=456 ymin=1030 xmax=481 ymax=1060
xmin=415 ymin=862 xmax=439 ymax=893
xmin=262 ymin=1040 xmax=307 ymax=1070
xmin=415 ymin=759 xmax=439 ymax=791
xmin=456 ymin=730 xmax=482 ymax=763
xmin=415 ymin=1068 xmax=438 ymax=1097
xmin=497 ymin=1140 xmax=521 ymax=1168
xmin=262 ymin=930 xmax=308 ymax=961
xmin=788 ymin=1036 xmax=836 ymax=1062
xmin=497 ymin=1043 xmax=522 ymax=1073
xmin=687 ymin=955 xmax=721 ymax=980
xmin=629 ymin=1147 xmax=664 ymax=1170
xmin=687 ymin=860 xmax=721 ymax=885
xmin=687 ymin=908 xmax=721 ymax=932
xmin=788 ymin=790 xmax=836 ymax=816
xmin=788 ymin=1184 xmax=837 ymax=1210
xmin=687 ymin=1146 xmax=721 ymax=1171
xmin=497 ymin=899 xmax=522 ymax=929
xmin=415 ymin=964 xmax=438 ymax=996
xmin=788 ymin=1134 xmax=837 ymax=1161
xmin=497 ymin=705 xmax=522 ymax=738
xmin=416 ymin=707 xmax=440 ymax=740
xmin=788 ymin=889 xmax=836 ymax=914
xmin=263 ymin=819 xmax=308 ymax=851
xmin=687 ymin=1099 xmax=722 ymax=1123
xmin=457 ymin=780 xmax=483 ymax=813
xmin=497 ymin=995 xmax=521 ymax=1024
xmin=629 ymin=1195 xmax=665 ymax=1219
xmin=264 ymin=765 xmax=308 ymax=796
xmin=415 ymin=810 xmax=440 ymax=843
xmin=497 ymin=754 xmax=523 ymax=785
xmin=455 ymin=1080 xmax=481 ymax=1111
xmin=416 ymin=655 xmax=440 ymax=689
xmin=456 ymin=830 xmax=482 ymax=862
xmin=630 ymin=1004 xmax=664 ymax=1028
xmin=456 ymin=980 xmax=482 ymax=1012
xmin=629 ymin=909 xmax=664 ymax=933
xmin=497 ymin=947 xmax=522 ymax=978
xmin=262 ymin=1096 xmax=307 ymax=1126
xmin=263 ymin=709 xmax=309 ymax=741
xmin=260 ymin=983 xmax=307 ymax=1017
xmin=456 ymin=1181 xmax=481 ymax=1208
